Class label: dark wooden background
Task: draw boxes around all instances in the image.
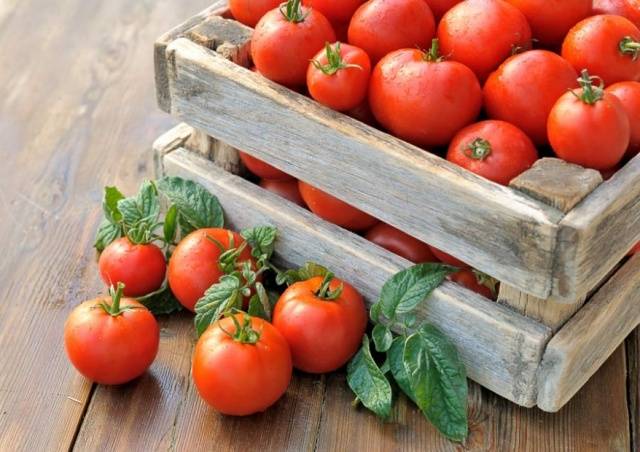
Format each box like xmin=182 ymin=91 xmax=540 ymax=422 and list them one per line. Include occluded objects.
xmin=0 ymin=0 xmax=637 ymax=450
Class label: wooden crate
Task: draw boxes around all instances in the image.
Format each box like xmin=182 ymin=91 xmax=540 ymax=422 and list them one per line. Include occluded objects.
xmin=153 ymin=2 xmax=640 ymax=412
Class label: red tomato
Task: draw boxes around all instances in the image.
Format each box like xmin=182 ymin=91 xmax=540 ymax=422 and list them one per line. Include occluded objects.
xmin=425 ymin=0 xmax=463 ymax=21
xmin=192 ymin=314 xmax=292 ymax=415
xmin=630 ymin=241 xmax=640 ymax=255
xmin=273 ymin=275 xmax=367 ymax=373
xmin=298 ymin=181 xmax=379 ymax=231
xmin=450 ymin=269 xmax=496 ymax=300
xmin=484 ymin=50 xmax=579 ymax=145
xmin=239 ymin=151 xmax=293 ymax=181
xmin=429 ymin=246 xmax=469 ymax=267
xmin=593 ymin=0 xmax=640 ymax=29
xmin=346 ymin=101 xmax=378 ymax=127
xmin=365 ymin=223 xmax=436 ymax=263
xmin=438 ymin=0 xmax=532 ymax=81
xmin=229 ymin=0 xmax=281 ymax=27
xmin=548 ymin=71 xmax=630 ymax=170
xmin=252 ymin=0 xmax=335 ymax=87
xmin=606 ymin=81 xmax=640 ymax=159
xmin=302 ymin=0 xmax=365 ymax=24
xmin=168 ymin=228 xmax=258 ymax=311
xmin=562 ymin=15 xmax=640 ymax=85
xmin=307 ymin=42 xmax=371 ymax=111
xmin=447 ymin=120 xmax=539 ymax=185
xmin=369 ymin=43 xmax=482 ymax=148
xmin=505 ymin=0 xmax=592 ymax=47
xmin=260 ymin=178 xmax=307 ymax=208
xmin=98 ymin=237 xmax=166 ymax=298
xmin=64 ymin=285 xmax=159 ymax=385
xmin=348 ymin=0 xmax=435 ymax=64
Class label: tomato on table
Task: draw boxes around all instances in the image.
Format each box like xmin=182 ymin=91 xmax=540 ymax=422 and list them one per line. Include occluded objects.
xmin=64 ymin=283 xmax=160 ymax=385
xmin=229 ymin=0 xmax=281 ymax=27
xmin=437 ymin=0 xmax=532 ymax=81
xmin=369 ymin=40 xmax=482 ymax=148
xmin=593 ymin=0 xmax=640 ymax=29
xmin=484 ymin=50 xmax=578 ymax=145
xmin=260 ymin=178 xmax=307 ymax=208
xmin=98 ymin=237 xmax=166 ymax=297
xmin=348 ymin=0 xmax=435 ymax=64
xmin=252 ymin=0 xmax=335 ymax=87
xmin=273 ymin=273 xmax=367 ymax=373
xmin=168 ymin=228 xmax=258 ymax=311
xmin=429 ymin=246 xmax=468 ymax=267
xmin=562 ymin=14 xmax=640 ymax=85
xmin=302 ymin=0 xmax=365 ymax=24
xmin=298 ymin=181 xmax=379 ymax=231
xmin=447 ymin=120 xmax=539 ymax=186
xmin=239 ymin=151 xmax=293 ymax=181
xmin=365 ymin=223 xmax=436 ymax=263
xmin=192 ymin=314 xmax=292 ymax=416
xmin=449 ymin=269 xmax=498 ymax=300
xmin=548 ymin=70 xmax=630 ymax=171
xmin=605 ymin=81 xmax=640 ymax=159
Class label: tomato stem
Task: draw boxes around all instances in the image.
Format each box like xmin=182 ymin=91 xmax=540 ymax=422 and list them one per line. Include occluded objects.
xmin=316 ymin=272 xmax=344 ymax=301
xmin=279 ymin=0 xmax=308 ymax=23
xmin=100 ymin=282 xmax=128 ymax=316
xmin=311 ymin=42 xmax=362 ymax=76
xmin=571 ymin=69 xmax=604 ymax=105
xmin=224 ymin=312 xmax=261 ymax=344
xmin=471 ymin=270 xmax=499 ymax=298
xmin=423 ymin=38 xmax=443 ymax=63
xmin=619 ymin=36 xmax=640 ymax=60
xmin=464 ymin=138 xmax=492 ymax=160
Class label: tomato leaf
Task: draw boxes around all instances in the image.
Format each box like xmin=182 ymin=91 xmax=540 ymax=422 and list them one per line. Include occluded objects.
xmin=194 ymin=275 xmax=243 ymax=337
xmin=403 ymin=324 xmax=468 ymax=442
xmin=241 ymin=226 xmax=277 ymax=262
xmin=276 ymin=262 xmax=330 ymax=286
xmin=102 ymin=186 xmax=125 ymax=224
xmin=94 ymin=218 xmax=122 ymax=252
xmin=346 ymin=335 xmax=393 ymax=420
xmin=163 ymin=204 xmax=178 ymax=244
xmin=387 ymin=336 xmax=416 ymax=404
xmin=157 ymin=176 xmax=224 ymax=235
xmin=137 ymin=282 xmax=183 ymax=316
xmin=372 ymin=324 xmax=393 ymax=353
xmin=117 ymin=180 xmax=160 ymax=227
xmin=247 ymin=283 xmax=271 ymax=321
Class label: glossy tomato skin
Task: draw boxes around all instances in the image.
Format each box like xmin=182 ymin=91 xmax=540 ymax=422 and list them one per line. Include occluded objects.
xmin=593 ymin=0 xmax=640 ymax=29
xmin=260 ymin=178 xmax=307 ymax=208
xmin=239 ymin=151 xmax=293 ymax=181
xmin=450 ymin=269 xmax=495 ymax=299
xmin=252 ymin=7 xmax=335 ymax=87
xmin=548 ymin=89 xmax=630 ymax=170
xmin=298 ymin=181 xmax=379 ymax=231
xmin=64 ymin=297 xmax=159 ymax=385
xmin=425 ymin=0 xmax=463 ymax=21
xmin=348 ymin=0 xmax=435 ymax=64
xmin=307 ymin=43 xmax=371 ymax=111
xmin=365 ymin=223 xmax=436 ymax=263
xmin=273 ymin=276 xmax=367 ymax=373
xmin=168 ymin=228 xmax=257 ymax=312
xmin=606 ymin=81 xmax=640 ymax=159
xmin=438 ymin=0 xmax=532 ymax=81
xmin=302 ymin=0 xmax=365 ymax=24
xmin=369 ymin=48 xmax=482 ymax=148
xmin=505 ymin=0 xmax=592 ymax=47
xmin=562 ymin=15 xmax=640 ymax=85
xmin=192 ymin=315 xmax=292 ymax=415
xmin=98 ymin=237 xmax=166 ymax=297
xmin=429 ymin=246 xmax=468 ymax=267
xmin=484 ymin=50 xmax=578 ymax=145
xmin=229 ymin=0 xmax=281 ymax=27
xmin=447 ymin=120 xmax=539 ymax=186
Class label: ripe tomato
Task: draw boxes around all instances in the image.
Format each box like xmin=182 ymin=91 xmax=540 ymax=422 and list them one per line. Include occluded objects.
xmin=505 ymin=0 xmax=592 ymax=47
xmin=425 ymin=0 xmax=462 ymax=21
xmin=252 ymin=0 xmax=335 ymax=87
xmin=438 ymin=0 xmax=532 ymax=81
xmin=606 ymin=81 xmax=640 ymax=159
xmin=346 ymin=101 xmax=378 ymax=127
xmin=307 ymin=42 xmax=371 ymax=112
xmin=548 ymin=71 xmax=630 ymax=170
xmin=260 ymin=178 xmax=307 ymax=208
xmin=429 ymin=246 xmax=469 ymax=267
xmin=369 ymin=43 xmax=482 ymax=148
xmin=64 ymin=284 xmax=159 ymax=385
xmin=450 ymin=269 xmax=497 ymax=300
xmin=192 ymin=314 xmax=292 ymax=415
xmin=298 ymin=181 xmax=379 ymax=231
xmin=348 ymin=0 xmax=435 ymax=64
xmin=168 ymin=228 xmax=257 ymax=311
xmin=302 ymin=0 xmax=365 ymax=24
xmin=447 ymin=120 xmax=539 ymax=186
xmin=239 ymin=151 xmax=293 ymax=181
xmin=593 ymin=0 xmax=640 ymax=29
xmin=273 ymin=275 xmax=367 ymax=373
xmin=98 ymin=237 xmax=166 ymax=297
xmin=484 ymin=50 xmax=578 ymax=145
xmin=365 ymin=223 xmax=436 ymax=263
xmin=229 ymin=0 xmax=281 ymax=27
xmin=562 ymin=15 xmax=640 ymax=85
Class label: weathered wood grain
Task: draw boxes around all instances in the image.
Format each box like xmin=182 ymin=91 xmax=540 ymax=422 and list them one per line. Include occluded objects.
xmin=153 ymin=122 xmax=193 ymax=177
xmin=163 ymin=147 xmax=552 ymax=407
xmin=626 ymin=329 xmax=639 ymax=452
xmin=162 ymin=37 xmax=564 ymax=299
xmin=537 ymin=254 xmax=640 ymax=412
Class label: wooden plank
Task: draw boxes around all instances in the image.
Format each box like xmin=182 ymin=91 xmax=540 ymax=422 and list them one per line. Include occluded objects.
xmin=537 ymin=254 xmax=640 ymax=412
xmin=162 ymin=37 xmax=564 ymax=299
xmin=626 ymin=328 xmax=639 ymax=452
xmin=554 ymin=154 xmax=640 ymax=299
xmin=163 ymin=148 xmax=553 ymax=407
xmin=153 ymin=122 xmax=193 ymax=177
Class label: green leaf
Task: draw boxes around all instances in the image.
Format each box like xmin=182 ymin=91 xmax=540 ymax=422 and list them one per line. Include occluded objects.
xmin=403 ymin=325 xmax=468 ymax=442
xmin=117 ymin=180 xmax=160 ymax=227
xmin=137 ymin=282 xmax=183 ymax=316
xmin=157 ymin=176 xmax=224 ymax=235
xmin=372 ymin=324 xmax=393 ymax=353
xmin=247 ymin=283 xmax=271 ymax=321
xmin=370 ymin=302 xmax=382 ymax=323
xmin=194 ymin=275 xmax=242 ymax=337
xmin=163 ymin=204 xmax=178 ymax=244
xmin=94 ymin=219 xmax=122 ymax=251
xmin=346 ymin=335 xmax=393 ymax=420
xmin=276 ymin=262 xmax=330 ymax=286
xmin=388 ymin=336 xmax=416 ymax=403
xmin=102 ymin=186 xmax=125 ymax=224
xmin=379 ymin=263 xmax=457 ymax=320
xmin=241 ymin=226 xmax=277 ymax=261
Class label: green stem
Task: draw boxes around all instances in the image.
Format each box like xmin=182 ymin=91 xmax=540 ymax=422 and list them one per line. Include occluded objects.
xmin=316 ymin=272 xmax=334 ymax=298
xmin=102 ymin=282 xmax=127 ymax=316
xmin=574 ymin=69 xmax=604 ymax=105
xmin=619 ymin=36 xmax=640 ymax=60
xmin=423 ymin=38 xmax=443 ymax=62
xmin=279 ymin=0 xmax=307 ymax=23
xmin=464 ymin=138 xmax=492 ymax=160
xmin=311 ymin=42 xmax=362 ymax=76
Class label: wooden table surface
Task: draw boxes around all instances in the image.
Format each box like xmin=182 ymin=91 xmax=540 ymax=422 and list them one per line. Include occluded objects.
xmin=0 ymin=0 xmax=637 ymax=450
